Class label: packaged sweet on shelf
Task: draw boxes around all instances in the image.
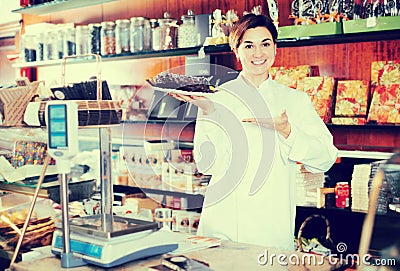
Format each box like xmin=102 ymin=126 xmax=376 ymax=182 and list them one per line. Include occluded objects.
xmin=371 ymin=60 xmax=400 ymax=86
xmin=367 ymin=84 xmax=400 ymax=124
xmin=122 ymin=146 xmax=166 ymax=190
xmin=10 ymin=140 xmax=56 ymax=168
xmin=331 ymin=117 xmax=367 ymax=125
xmin=146 ymin=72 xmax=217 ymax=94
xmin=335 ymin=80 xmax=370 ymax=117
xmin=297 ymin=76 xmax=335 ymax=123
xmin=270 ymin=65 xmax=315 ymax=88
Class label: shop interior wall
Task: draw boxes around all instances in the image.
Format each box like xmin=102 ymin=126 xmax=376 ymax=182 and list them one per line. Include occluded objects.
xmin=24 ymin=0 xmax=400 ymax=150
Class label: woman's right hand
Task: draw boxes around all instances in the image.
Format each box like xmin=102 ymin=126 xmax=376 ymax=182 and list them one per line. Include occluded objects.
xmin=168 ymin=93 xmax=215 ymax=115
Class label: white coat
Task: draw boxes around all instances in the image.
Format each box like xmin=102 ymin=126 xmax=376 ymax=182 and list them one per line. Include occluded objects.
xmin=193 ymin=73 xmax=338 ymax=250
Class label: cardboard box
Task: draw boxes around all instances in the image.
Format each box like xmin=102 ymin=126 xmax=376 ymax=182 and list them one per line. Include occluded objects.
xmin=343 ymin=16 xmax=400 ymax=34
xmin=278 ymin=22 xmax=342 ymax=39
xmin=335 ymin=80 xmax=370 ymax=117
xmin=0 ymin=81 xmax=39 ymax=126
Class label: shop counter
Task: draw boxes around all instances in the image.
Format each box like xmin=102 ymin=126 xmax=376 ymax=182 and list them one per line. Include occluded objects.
xmin=13 ymin=240 xmax=346 ymax=271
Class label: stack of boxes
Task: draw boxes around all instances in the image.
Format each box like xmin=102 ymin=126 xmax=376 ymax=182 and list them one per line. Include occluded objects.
xmin=295 ymin=164 xmax=325 ymax=207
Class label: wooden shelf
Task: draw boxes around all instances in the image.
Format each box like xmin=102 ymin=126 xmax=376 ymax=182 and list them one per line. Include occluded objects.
xmin=12 ymin=0 xmax=117 ymax=15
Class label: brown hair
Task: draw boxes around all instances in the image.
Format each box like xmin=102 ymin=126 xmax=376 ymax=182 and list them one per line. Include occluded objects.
xmin=229 ymin=14 xmax=278 ymax=50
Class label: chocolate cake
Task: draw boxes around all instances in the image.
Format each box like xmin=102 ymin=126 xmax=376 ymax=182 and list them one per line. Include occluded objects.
xmin=147 ymin=72 xmax=218 ymax=93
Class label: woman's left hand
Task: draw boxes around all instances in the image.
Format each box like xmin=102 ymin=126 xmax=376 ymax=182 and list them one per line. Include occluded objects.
xmin=242 ymin=109 xmax=291 ymax=139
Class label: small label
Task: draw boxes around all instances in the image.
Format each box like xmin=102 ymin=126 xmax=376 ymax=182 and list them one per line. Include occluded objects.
xmin=366 ymin=17 xmax=377 ymax=28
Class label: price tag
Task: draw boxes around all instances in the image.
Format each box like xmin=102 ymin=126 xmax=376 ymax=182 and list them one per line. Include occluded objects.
xmin=366 ymin=17 xmax=377 ymax=28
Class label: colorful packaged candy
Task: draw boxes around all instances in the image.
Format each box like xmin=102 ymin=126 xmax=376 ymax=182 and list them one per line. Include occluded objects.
xmin=335 ymin=80 xmax=370 ymax=117
xmin=10 ymin=140 xmax=55 ymax=168
xmin=367 ymin=84 xmax=400 ymax=124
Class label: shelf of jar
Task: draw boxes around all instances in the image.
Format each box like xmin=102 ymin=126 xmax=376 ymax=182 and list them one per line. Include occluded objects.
xmin=12 ymin=0 xmax=117 ymax=15
xmin=12 ymin=28 xmax=400 ymax=68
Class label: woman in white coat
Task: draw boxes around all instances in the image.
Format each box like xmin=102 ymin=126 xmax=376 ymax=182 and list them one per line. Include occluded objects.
xmin=170 ymin=14 xmax=338 ymax=250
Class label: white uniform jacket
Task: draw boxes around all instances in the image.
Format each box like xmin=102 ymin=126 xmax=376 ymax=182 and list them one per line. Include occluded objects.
xmin=193 ymin=73 xmax=338 ymax=250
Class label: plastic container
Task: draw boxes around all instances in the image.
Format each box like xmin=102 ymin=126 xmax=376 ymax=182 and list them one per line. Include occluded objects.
xmin=101 ymin=21 xmax=116 ymax=55
xmin=116 ymin=19 xmax=130 ymax=54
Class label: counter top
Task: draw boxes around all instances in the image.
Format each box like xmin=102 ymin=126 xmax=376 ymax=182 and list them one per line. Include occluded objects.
xmin=13 ymin=240 xmax=346 ymax=271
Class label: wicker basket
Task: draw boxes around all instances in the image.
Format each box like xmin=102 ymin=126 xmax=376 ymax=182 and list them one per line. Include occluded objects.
xmin=0 ymin=81 xmax=40 ymax=126
xmin=297 ymin=214 xmax=336 ymax=253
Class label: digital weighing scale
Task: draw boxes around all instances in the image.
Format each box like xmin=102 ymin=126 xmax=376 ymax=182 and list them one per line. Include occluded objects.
xmin=45 ymin=97 xmax=178 ymax=268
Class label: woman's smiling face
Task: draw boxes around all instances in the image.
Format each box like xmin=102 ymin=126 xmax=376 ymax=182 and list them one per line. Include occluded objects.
xmin=234 ymin=26 xmax=277 ymax=86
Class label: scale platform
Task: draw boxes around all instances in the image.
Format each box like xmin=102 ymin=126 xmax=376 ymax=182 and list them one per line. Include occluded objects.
xmin=67 ymin=214 xmax=159 ymax=238
xmin=51 ymin=216 xmax=179 ymax=268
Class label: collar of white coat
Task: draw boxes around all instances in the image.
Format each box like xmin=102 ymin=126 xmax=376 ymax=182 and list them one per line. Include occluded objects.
xmin=238 ymin=72 xmax=273 ymax=90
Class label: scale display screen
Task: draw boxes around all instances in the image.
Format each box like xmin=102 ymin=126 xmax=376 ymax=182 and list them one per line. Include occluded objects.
xmin=48 ymin=104 xmax=68 ymax=149
xmin=55 ymin=236 xmax=103 ymax=259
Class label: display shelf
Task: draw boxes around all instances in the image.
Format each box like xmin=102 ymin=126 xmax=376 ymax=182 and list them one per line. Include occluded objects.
xmin=113 ymin=185 xmax=204 ymax=210
xmin=12 ymin=29 xmax=400 ymax=68
xmin=12 ymin=0 xmax=117 ymax=15
xmin=0 ymin=179 xmax=95 ymax=203
xmin=338 ymin=150 xmax=394 ymax=160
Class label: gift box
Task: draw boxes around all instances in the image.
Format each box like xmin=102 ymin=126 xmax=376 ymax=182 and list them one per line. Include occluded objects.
xmin=335 ymin=80 xmax=370 ymax=117
xmin=331 ymin=117 xmax=367 ymax=125
xmin=270 ymin=65 xmax=314 ymax=89
xmin=367 ymin=84 xmax=400 ymax=124
xmin=371 ymin=60 xmax=400 ymax=86
xmin=297 ymin=76 xmax=335 ymax=123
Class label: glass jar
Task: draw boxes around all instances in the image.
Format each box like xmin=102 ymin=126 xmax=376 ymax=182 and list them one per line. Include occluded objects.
xmin=101 ymin=21 xmax=116 ymax=55
xmin=21 ymin=34 xmax=36 ymax=62
xmin=36 ymin=32 xmax=45 ymax=61
xmin=130 ymin=17 xmax=147 ymax=52
xmin=89 ymin=23 xmax=102 ymax=55
xmin=178 ymin=10 xmax=200 ymax=48
xmin=64 ymin=27 xmax=76 ymax=56
xmin=44 ymin=30 xmax=58 ymax=61
xmin=152 ymin=17 xmax=178 ymax=50
xmin=76 ymin=25 xmax=90 ymax=55
xmin=149 ymin=19 xmax=159 ymax=51
xmin=116 ymin=19 xmax=130 ymax=54
xmin=56 ymin=28 xmax=65 ymax=59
